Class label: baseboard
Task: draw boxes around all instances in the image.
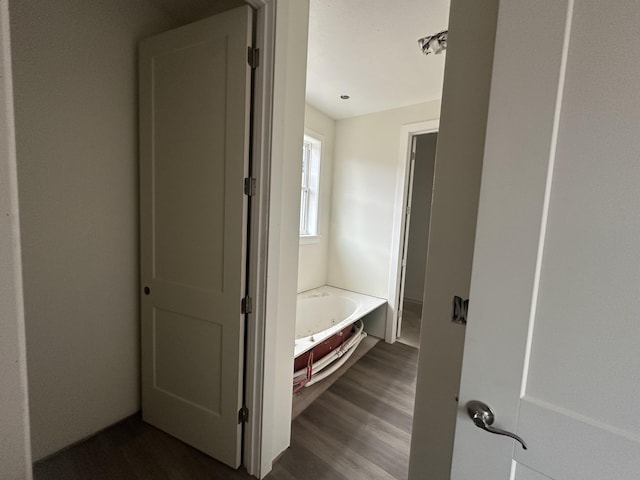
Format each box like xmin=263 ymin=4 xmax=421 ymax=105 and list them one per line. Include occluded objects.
xmin=403 ymin=298 xmax=423 ymax=315
xmin=403 ymin=298 xmax=423 ymax=306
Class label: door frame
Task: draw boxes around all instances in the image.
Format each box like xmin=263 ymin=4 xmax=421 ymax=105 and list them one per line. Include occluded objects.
xmin=395 ymin=134 xmax=418 ymax=340
xmin=244 ymin=0 xmax=312 ymax=477
xmin=242 ymin=0 xmax=273 ymax=477
xmin=386 ymin=119 xmax=439 ymax=343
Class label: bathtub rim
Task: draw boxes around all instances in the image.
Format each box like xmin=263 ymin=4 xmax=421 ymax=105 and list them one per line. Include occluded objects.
xmin=294 ymin=285 xmax=386 ymax=358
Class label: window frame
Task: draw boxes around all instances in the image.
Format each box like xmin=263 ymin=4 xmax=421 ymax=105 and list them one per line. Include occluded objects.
xmin=299 ymin=132 xmax=322 ymax=242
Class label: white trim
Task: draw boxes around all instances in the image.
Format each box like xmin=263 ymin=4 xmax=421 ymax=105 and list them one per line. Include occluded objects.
xmin=302 ymin=127 xmax=325 ymax=239
xmin=259 ymin=0 xmax=310 ymax=472
xmin=243 ymin=0 xmax=275 ymax=477
xmin=386 ymin=119 xmax=439 ymax=343
xmin=246 ymin=0 xmax=310 ymax=476
xmin=299 ymin=133 xmax=321 ymax=236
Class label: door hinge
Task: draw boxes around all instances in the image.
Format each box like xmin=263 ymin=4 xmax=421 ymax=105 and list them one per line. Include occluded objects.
xmin=241 ymin=295 xmax=253 ymax=314
xmin=247 ymin=46 xmax=259 ymax=69
xmin=244 ymin=177 xmax=256 ymax=196
xmin=238 ymin=405 xmax=249 ymax=424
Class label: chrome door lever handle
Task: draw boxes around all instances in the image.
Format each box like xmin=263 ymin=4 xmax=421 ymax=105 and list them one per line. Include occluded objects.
xmin=466 ymin=400 xmax=528 ymax=450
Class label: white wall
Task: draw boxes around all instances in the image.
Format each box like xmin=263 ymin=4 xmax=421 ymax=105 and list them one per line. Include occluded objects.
xmin=403 ymin=132 xmax=437 ymax=302
xmin=7 ymin=0 xmax=311 ymax=470
xmin=328 ymin=101 xmax=440 ymax=299
xmin=408 ymin=0 xmax=499 ymax=477
xmin=297 ymin=103 xmax=335 ymax=293
xmin=0 ymin=1 xmax=32 ymax=477
xmin=262 ymin=0 xmax=309 ymax=473
xmin=9 ymin=0 xmax=176 ymax=460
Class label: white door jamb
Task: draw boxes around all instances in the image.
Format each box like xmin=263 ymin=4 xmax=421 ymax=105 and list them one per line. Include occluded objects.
xmin=243 ymin=0 xmax=275 ymax=477
xmin=386 ymin=119 xmax=439 ymax=343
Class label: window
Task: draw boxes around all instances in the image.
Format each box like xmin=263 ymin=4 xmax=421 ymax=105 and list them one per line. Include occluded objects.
xmin=300 ymin=134 xmax=321 ymax=237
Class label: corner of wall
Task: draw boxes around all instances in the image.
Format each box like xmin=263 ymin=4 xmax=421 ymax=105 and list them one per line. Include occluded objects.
xmin=0 ymin=0 xmax=32 ymax=476
xmin=263 ymin=0 xmax=310 ymax=470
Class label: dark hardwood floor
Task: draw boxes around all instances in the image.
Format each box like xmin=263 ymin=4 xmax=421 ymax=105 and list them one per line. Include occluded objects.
xmin=33 ymin=414 xmax=253 ymax=480
xmin=266 ymin=341 xmax=418 ymax=480
xmin=34 ymin=341 xmax=418 ymax=480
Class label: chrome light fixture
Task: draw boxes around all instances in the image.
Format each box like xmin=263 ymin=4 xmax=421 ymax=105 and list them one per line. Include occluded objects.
xmin=418 ymin=30 xmax=448 ymax=55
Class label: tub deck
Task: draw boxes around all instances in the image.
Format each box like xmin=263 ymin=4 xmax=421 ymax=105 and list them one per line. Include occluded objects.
xmin=294 ymin=286 xmax=386 ymax=358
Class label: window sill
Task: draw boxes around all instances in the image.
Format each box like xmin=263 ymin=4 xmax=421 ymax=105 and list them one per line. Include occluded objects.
xmin=299 ymin=235 xmax=321 ymax=245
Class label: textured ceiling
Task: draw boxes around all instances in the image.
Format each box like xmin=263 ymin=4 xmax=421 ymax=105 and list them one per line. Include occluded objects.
xmin=306 ymin=0 xmax=450 ymax=119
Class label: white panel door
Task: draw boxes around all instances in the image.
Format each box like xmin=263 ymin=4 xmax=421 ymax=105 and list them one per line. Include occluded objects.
xmin=139 ymin=6 xmax=252 ymax=469
xmin=452 ymin=1 xmax=640 ymax=478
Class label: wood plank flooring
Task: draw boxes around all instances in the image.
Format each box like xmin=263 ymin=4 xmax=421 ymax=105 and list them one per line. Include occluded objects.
xmin=266 ymin=341 xmax=418 ymax=480
xmin=33 ymin=414 xmax=253 ymax=480
xmin=34 ymin=341 xmax=418 ymax=480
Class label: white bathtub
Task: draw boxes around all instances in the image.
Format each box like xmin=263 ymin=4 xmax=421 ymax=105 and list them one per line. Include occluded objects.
xmin=294 ymin=286 xmax=386 ymax=358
